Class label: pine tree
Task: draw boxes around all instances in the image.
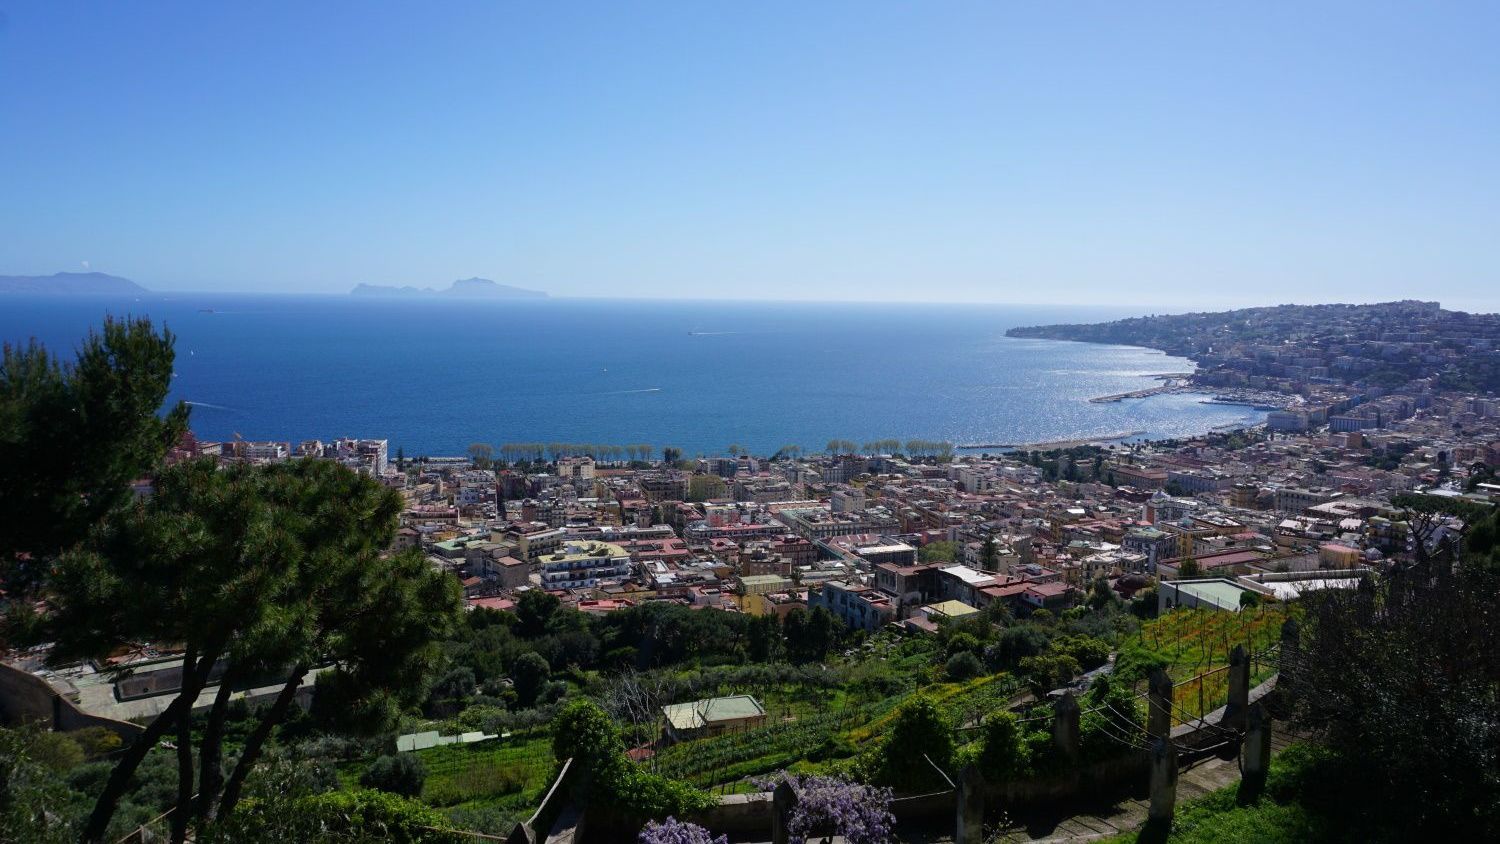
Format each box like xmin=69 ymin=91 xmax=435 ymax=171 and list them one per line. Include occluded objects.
xmin=1 ymin=317 xmax=187 ymax=592
xmin=49 ymin=459 xmax=461 ymax=841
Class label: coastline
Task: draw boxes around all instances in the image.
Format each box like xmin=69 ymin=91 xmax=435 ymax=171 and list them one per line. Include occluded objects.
xmin=5 ymin=297 xmax=1272 ymax=456
xmin=957 ymin=430 xmax=1148 ymax=452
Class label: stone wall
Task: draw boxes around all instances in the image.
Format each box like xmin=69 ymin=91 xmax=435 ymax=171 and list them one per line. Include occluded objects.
xmin=0 ymin=661 xmax=143 ymax=741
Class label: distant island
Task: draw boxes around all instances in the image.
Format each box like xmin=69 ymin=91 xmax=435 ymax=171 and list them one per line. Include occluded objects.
xmin=0 ymin=271 xmax=149 ymax=295
xmin=351 ymin=277 xmax=548 ymax=299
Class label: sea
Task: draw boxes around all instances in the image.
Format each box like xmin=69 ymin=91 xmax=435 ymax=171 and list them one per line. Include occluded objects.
xmin=0 ymin=294 xmax=1266 ymax=457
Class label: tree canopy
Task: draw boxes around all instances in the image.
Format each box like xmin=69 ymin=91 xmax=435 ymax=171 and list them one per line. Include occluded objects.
xmin=0 ymin=316 xmax=187 ymax=591
xmin=46 ymin=458 xmax=461 ymax=841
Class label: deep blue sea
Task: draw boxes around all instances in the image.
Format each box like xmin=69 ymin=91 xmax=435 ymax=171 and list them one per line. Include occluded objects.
xmin=0 ymin=295 xmax=1265 ymax=457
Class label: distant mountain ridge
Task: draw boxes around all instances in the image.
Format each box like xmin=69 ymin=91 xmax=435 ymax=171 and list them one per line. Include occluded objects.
xmin=351 ymin=277 xmax=548 ymax=299
xmin=0 ymin=271 xmax=149 ymax=295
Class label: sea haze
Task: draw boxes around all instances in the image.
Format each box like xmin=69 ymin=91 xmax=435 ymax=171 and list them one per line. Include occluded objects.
xmin=0 ymin=295 xmax=1266 ymax=456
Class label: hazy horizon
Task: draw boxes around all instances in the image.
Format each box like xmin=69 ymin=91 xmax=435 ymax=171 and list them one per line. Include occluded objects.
xmin=3 ymin=2 xmax=1498 ymax=311
xmin=7 ymin=278 xmax=1495 ymax=317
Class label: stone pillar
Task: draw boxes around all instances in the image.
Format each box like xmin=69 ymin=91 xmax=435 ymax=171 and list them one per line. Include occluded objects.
xmin=956 ymin=764 xmax=985 ymax=844
xmin=1053 ymin=691 xmax=1080 ymax=762
xmin=1240 ymin=701 xmax=1273 ymax=799
xmin=1148 ymin=667 xmax=1173 ymax=740
xmin=772 ymin=779 xmax=799 ymax=844
xmin=1223 ymin=644 xmax=1250 ymax=731
xmin=1148 ymin=737 xmax=1179 ymax=826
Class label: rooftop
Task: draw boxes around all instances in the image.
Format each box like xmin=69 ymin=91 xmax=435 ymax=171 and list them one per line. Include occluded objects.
xmin=925 ymin=599 xmax=980 ymax=619
xmin=662 ymin=694 xmax=766 ymax=730
xmin=1172 ymin=578 xmax=1258 ymax=611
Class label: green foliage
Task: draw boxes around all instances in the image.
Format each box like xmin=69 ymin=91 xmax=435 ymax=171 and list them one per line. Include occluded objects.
xmin=918 ymin=541 xmax=957 ymax=563
xmin=47 ymin=457 xmax=462 ymax=837
xmin=24 ymin=731 xmax=85 ymax=773
xmin=651 ymin=705 xmax=878 ymax=787
xmin=944 ymin=632 xmax=983 ymax=659
xmin=1291 ymin=536 xmax=1500 ymax=839
xmin=1017 ymin=652 xmax=1081 ymax=695
xmin=1099 ymin=744 xmax=1367 ymax=843
xmin=980 ymin=537 xmax=1000 ymax=570
xmin=312 ymin=669 xmax=403 ymax=736
xmin=873 ymin=694 xmax=954 ymax=791
xmin=210 ymin=788 xmax=466 ymax=843
xmin=511 ymin=652 xmax=551 ymax=707
xmin=467 ymin=443 xmax=494 ymax=469
xmin=0 ymin=317 xmax=188 ymax=594
xmin=1051 ymin=635 xmax=1110 ymax=671
xmin=550 ymin=700 xmax=712 ymax=820
xmin=944 ymin=650 xmax=983 ymax=681
xmin=1129 ymin=586 xmax=1159 ymax=620
xmin=405 ymin=734 xmax=553 ymax=814
xmin=974 ymin=711 xmax=1028 ymax=782
xmin=988 ymin=624 xmax=1051 ymax=670
xmin=0 ymin=727 xmax=90 ymax=843
xmin=67 ymin=727 xmax=123 ymax=760
xmin=783 ymin=606 xmax=842 ymax=665
xmin=1088 ymin=576 xmax=1121 ymax=611
xmin=515 ymin=589 xmax=561 ymax=638
xmin=361 ymin=754 xmax=427 ymax=798
xmin=423 ymin=765 xmax=526 ymax=808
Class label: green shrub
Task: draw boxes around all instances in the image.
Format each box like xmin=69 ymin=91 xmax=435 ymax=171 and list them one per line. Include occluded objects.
xmin=945 ymin=650 xmax=984 ymax=681
xmin=873 ymin=694 xmax=954 ymax=791
xmin=1022 ymin=729 xmax=1058 ymax=777
xmin=975 ymin=711 xmax=1028 ymax=782
xmin=549 ymin=699 xmax=712 ymax=820
xmin=361 ymin=753 xmax=427 ymax=798
xmin=1018 ymin=652 xmax=1081 ymax=694
xmin=944 ymin=632 xmax=983 ymax=659
xmin=422 ymin=766 xmax=526 ymax=807
xmin=67 ymin=726 xmax=123 ymax=760
xmin=1052 ymin=635 xmax=1110 ymax=671
xmin=211 ymin=788 xmax=465 ymax=843
xmin=26 ymin=731 xmax=84 ymax=772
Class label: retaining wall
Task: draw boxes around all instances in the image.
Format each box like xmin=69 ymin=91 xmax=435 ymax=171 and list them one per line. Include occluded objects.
xmin=0 ymin=661 xmax=143 ymax=740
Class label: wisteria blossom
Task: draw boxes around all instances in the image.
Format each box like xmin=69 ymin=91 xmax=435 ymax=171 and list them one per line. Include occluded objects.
xmin=782 ymin=774 xmax=896 ymax=844
xmin=637 ymin=816 xmax=728 ymax=844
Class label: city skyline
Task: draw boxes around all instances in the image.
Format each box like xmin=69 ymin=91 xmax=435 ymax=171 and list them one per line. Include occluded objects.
xmin=2 ymin=2 xmax=1499 ymax=311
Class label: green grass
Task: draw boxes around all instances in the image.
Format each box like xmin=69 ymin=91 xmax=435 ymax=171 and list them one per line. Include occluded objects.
xmin=1116 ymin=606 xmax=1287 ymax=724
xmin=1100 ymin=744 xmax=1348 ymax=844
xmin=339 ymin=732 xmax=556 ymax=820
xmin=417 ymin=737 xmax=553 ymax=808
xmin=1101 ymin=783 xmax=1327 ymax=843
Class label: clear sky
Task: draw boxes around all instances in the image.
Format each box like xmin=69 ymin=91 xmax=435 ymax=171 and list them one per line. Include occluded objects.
xmin=2 ymin=2 xmax=1497 ymax=310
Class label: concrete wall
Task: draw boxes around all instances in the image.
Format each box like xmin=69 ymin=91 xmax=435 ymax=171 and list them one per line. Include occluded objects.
xmin=983 ymin=753 xmax=1150 ymax=804
xmin=0 ymin=661 xmax=143 ymax=741
xmin=684 ymin=792 xmax=775 ymax=833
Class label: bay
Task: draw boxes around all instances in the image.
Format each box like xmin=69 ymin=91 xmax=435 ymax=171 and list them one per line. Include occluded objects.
xmin=0 ymin=295 xmax=1265 ymax=456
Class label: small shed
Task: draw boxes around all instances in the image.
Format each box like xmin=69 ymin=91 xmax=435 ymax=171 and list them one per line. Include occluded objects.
xmin=661 ymin=694 xmax=767 ymax=742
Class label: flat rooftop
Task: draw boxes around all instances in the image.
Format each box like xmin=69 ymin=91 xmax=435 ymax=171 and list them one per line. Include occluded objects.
xmin=925 ymin=600 xmax=980 ymax=619
xmin=663 ymin=694 xmax=766 ymax=730
xmin=1173 ymin=579 xmax=1255 ymax=611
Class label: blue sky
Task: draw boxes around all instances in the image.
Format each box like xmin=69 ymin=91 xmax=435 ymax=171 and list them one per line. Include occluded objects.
xmin=1 ymin=2 xmax=1497 ymax=310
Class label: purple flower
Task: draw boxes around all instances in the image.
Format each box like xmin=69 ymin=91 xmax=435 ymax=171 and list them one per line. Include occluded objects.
xmin=781 ymin=773 xmax=895 ymax=844
xmin=638 ymin=817 xmax=728 ymax=844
